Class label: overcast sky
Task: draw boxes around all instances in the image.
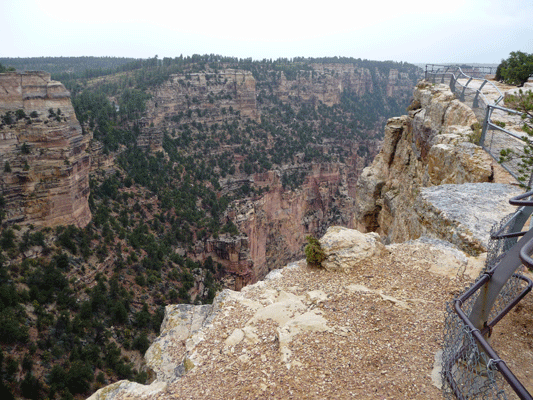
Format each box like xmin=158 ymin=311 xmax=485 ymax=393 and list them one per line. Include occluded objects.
xmin=1 ymin=0 xmax=532 ymax=64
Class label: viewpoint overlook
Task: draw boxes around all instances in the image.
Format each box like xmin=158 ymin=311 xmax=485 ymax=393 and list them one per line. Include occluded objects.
xmin=0 ymin=56 xmax=532 ymax=399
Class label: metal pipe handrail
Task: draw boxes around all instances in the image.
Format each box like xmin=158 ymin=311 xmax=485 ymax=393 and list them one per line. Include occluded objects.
xmin=520 ymin=235 xmax=533 ymax=268
xmin=443 ymin=187 xmax=533 ymax=399
xmin=452 ymin=273 xmax=533 ymax=400
xmin=425 ymin=64 xmax=503 ymax=106
xmin=427 ymin=64 xmax=533 ymax=186
xmin=509 ymin=190 xmax=533 ymax=207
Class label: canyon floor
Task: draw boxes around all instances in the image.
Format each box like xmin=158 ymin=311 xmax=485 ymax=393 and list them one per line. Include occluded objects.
xmin=99 ymin=238 xmax=533 ymax=400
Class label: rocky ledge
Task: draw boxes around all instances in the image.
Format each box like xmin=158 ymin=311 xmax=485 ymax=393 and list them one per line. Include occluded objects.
xmin=87 ymin=224 xmax=533 ymax=399
xmin=354 ymin=81 xmax=518 ymax=252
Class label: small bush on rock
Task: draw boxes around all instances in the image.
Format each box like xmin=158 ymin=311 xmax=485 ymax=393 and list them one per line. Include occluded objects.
xmin=305 ymin=235 xmax=325 ymax=268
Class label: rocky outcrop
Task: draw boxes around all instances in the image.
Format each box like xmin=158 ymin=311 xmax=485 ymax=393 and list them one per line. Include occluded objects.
xmin=0 ymin=72 xmax=91 ymax=227
xmin=92 ymin=225 xmax=531 ymax=400
xmin=412 ymin=183 xmax=519 ymax=255
xmin=136 ymin=125 xmax=163 ymax=152
xmin=319 ymin=226 xmax=387 ymax=272
xmin=205 ymin=235 xmax=253 ymax=290
xmin=354 ymin=81 xmax=517 ymax=251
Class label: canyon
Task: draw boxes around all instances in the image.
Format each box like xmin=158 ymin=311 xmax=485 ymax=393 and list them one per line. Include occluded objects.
xmin=2 ymin=59 xmax=476 ymax=400
xmin=2 ymin=59 xmax=533 ymax=399
xmin=129 ymin=63 xmax=418 ymax=285
xmin=88 ymin=79 xmax=533 ymax=400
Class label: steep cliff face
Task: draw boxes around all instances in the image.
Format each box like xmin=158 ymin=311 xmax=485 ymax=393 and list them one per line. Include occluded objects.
xmin=225 ymin=163 xmax=356 ymax=281
xmin=147 ymin=69 xmax=258 ymax=126
xmin=354 ymin=81 xmax=517 ymax=252
xmin=273 ymin=64 xmax=414 ymax=107
xmin=0 ymin=72 xmax=91 ymax=227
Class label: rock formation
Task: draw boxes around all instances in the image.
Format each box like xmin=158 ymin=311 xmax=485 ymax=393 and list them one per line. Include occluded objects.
xmin=205 ymin=235 xmax=253 ymax=290
xmin=354 ymin=81 xmax=518 ymax=253
xmin=227 ymin=163 xmax=357 ymax=280
xmin=272 ymin=64 xmax=414 ymax=106
xmin=88 ymin=77 xmax=533 ymax=400
xmin=319 ymin=226 xmax=387 ymax=272
xmin=89 ymin=223 xmax=533 ymax=400
xmin=0 ymin=72 xmax=91 ymax=227
xmin=146 ymin=69 xmax=259 ymax=128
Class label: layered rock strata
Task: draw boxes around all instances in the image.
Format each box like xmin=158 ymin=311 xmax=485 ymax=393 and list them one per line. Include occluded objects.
xmin=274 ymin=64 xmax=414 ymax=107
xmin=0 ymin=72 xmax=91 ymax=227
xmin=354 ymin=81 xmax=517 ymax=252
xmin=228 ymin=163 xmax=357 ymax=281
xmin=205 ymin=235 xmax=253 ymax=290
xmin=146 ymin=69 xmax=258 ymax=129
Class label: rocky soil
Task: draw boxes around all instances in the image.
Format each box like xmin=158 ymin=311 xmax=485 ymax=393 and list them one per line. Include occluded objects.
xmin=88 ymin=227 xmax=533 ymax=400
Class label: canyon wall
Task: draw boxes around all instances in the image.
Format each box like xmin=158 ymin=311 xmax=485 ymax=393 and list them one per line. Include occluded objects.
xmin=275 ymin=64 xmax=414 ymax=106
xmin=147 ymin=69 xmax=258 ymax=126
xmin=227 ymin=163 xmax=356 ymax=281
xmin=0 ymin=72 xmax=91 ymax=227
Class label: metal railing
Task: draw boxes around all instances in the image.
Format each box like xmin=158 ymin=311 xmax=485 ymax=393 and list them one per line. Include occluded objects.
xmin=425 ymin=64 xmax=533 ymax=186
xmin=427 ymin=65 xmax=533 ymax=399
xmin=442 ymin=191 xmax=533 ymax=399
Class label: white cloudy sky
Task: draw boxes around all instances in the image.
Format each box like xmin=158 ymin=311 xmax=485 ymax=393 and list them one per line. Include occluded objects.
xmin=1 ymin=0 xmax=532 ymax=64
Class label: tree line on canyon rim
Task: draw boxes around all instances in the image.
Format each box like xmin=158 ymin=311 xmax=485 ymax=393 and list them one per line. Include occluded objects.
xmin=0 ymin=56 xmax=419 ymax=399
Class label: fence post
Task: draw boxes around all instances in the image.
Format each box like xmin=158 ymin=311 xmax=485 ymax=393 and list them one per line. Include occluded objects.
xmin=473 ymin=80 xmax=488 ymax=109
xmin=479 ymin=106 xmax=492 ymax=147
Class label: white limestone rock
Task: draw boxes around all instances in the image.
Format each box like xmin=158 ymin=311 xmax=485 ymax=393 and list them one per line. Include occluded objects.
xmin=319 ymin=226 xmax=387 ymax=272
xmin=414 ymin=183 xmax=520 ymax=255
xmin=87 ymin=380 xmax=167 ymax=400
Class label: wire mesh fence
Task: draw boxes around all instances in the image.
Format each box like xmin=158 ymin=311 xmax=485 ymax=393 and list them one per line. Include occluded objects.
xmin=442 ymin=210 xmax=533 ymax=399
xmin=442 ymin=298 xmax=514 ymax=400
xmin=483 ymin=214 xmax=529 ymax=321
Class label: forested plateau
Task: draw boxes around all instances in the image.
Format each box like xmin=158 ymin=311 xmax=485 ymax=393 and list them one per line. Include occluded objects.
xmin=0 ymin=55 xmax=420 ymax=399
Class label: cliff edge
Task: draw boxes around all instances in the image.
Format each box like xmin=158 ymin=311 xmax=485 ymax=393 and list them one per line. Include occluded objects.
xmin=354 ymin=81 xmax=518 ymax=254
xmin=88 ymin=228 xmax=533 ymax=399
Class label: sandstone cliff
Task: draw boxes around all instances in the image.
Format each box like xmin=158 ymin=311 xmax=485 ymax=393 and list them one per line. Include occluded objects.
xmin=354 ymin=81 xmax=518 ymax=254
xmin=0 ymin=72 xmax=91 ymax=227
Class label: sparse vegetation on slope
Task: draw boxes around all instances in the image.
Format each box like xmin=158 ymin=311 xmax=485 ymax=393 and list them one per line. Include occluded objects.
xmin=0 ymin=55 xmax=419 ymax=398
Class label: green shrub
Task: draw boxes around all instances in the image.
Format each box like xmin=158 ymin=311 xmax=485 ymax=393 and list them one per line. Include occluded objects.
xmin=304 ymin=235 xmax=326 ymax=268
xmin=496 ymin=51 xmax=533 ymax=86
